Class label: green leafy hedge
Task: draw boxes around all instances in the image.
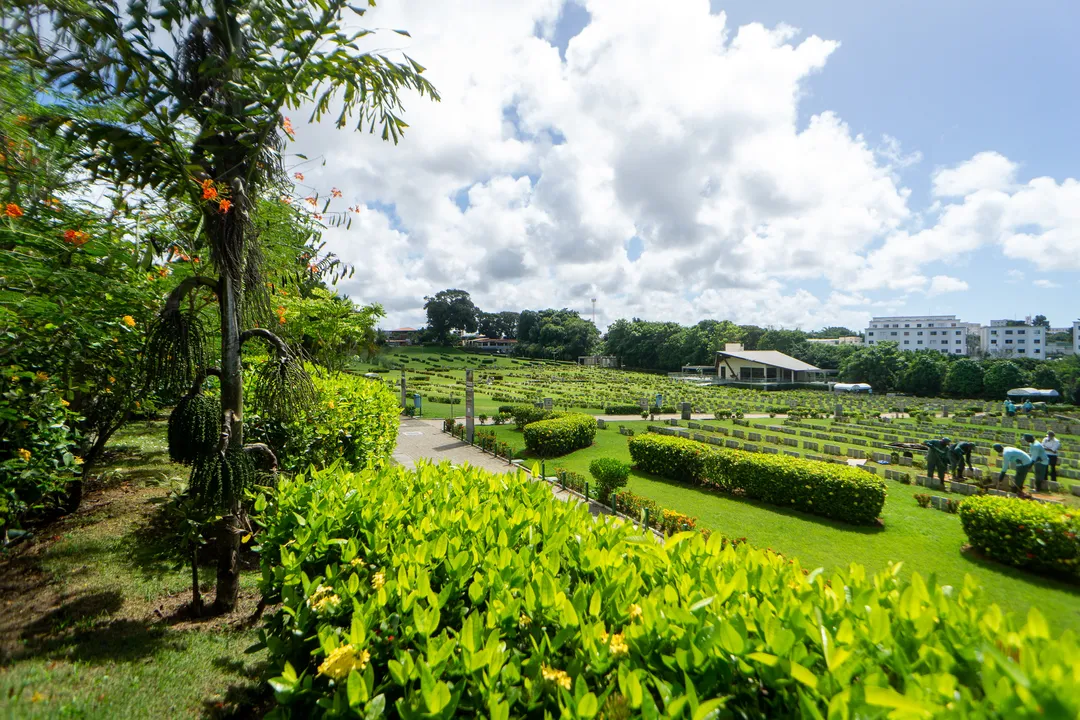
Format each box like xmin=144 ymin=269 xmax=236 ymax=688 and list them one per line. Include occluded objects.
xmin=628 ymin=433 xmax=887 ymax=525
xmin=523 ymin=413 xmax=596 ymax=457
xmin=245 ymin=370 xmax=399 ymax=474
xmin=958 ymin=495 xmax=1080 ymax=578
xmin=509 ymin=404 xmax=560 ymax=431
xmin=254 ymin=463 xmax=1079 ymax=718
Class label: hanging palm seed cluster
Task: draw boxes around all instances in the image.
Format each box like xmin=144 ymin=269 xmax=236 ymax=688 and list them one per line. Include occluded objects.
xmin=189 ymin=447 xmax=257 ymax=510
xmin=250 ymin=353 xmax=316 ymax=421
xmin=144 ymin=307 xmax=209 ymax=396
xmin=168 ymin=391 xmax=220 ymax=465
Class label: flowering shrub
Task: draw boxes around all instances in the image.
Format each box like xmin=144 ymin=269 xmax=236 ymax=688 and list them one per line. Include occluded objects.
xmin=0 ymin=368 xmax=81 ymax=529
xmin=245 ymin=370 xmax=398 ymax=474
xmin=628 ymin=433 xmax=887 ymax=525
xmin=254 ymin=463 xmax=1080 ymax=718
xmin=523 ymin=413 xmax=596 ymax=457
xmin=915 ymin=493 xmax=931 ymax=508
xmin=958 ymin=495 xmax=1080 ymax=578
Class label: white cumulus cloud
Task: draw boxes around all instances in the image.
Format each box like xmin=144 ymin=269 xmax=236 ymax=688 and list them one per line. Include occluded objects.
xmin=927 ymin=275 xmax=969 ymax=296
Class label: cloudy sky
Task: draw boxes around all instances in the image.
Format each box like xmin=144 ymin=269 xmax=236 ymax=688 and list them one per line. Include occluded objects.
xmin=290 ymin=0 xmax=1080 ymax=333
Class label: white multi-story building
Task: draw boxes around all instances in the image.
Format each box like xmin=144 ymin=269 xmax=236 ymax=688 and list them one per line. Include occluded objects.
xmin=1075 ymin=320 xmax=1080 ymax=355
xmin=864 ymin=315 xmax=976 ymax=355
xmin=805 ymin=336 xmax=862 ymax=346
xmin=980 ymin=318 xmax=1045 ymax=358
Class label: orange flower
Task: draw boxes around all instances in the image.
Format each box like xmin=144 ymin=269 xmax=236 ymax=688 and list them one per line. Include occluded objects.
xmin=63 ymin=229 xmax=89 ymax=246
xmin=219 ymin=199 xmax=232 ymax=213
xmin=122 ymin=315 xmax=136 ymax=328
xmin=331 ymin=188 xmax=343 ymax=198
xmin=305 ymin=196 xmax=318 ymax=206
xmin=202 ymin=185 xmax=218 ymax=201
xmin=192 ymin=256 xmax=200 ymax=264
xmin=308 ymin=263 xmax=318 ymax=272
xmin=294 ymin=172 xmax=304 ymax=181
xmin=282 ymin=117 xmax=295 ymax=136
xmin=313 ymin=213 xmax=322 ymax=220
xmin=5 ymin=203 xmax=23 ymax=218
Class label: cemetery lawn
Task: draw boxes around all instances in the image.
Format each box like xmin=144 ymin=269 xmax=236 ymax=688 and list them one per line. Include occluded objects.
xmin=0 ymin=422 xmax=266 ymax=719
xmin=485 ymin=420 xmax=1080 ymax=634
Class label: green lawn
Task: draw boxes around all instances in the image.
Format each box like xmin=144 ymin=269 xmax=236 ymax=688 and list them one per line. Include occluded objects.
xmin=0 ymin=422 xmax=266 ymax=719
xmin=482 ymin=420 xmax=1080 ymax=634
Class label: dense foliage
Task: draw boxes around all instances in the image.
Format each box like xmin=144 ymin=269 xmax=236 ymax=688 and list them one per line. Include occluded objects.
xmin=588 ymin=458 xmax=630 ymax=502
xmin=522 ymin=413 xmax=597 ymax=457
xmin=509 ymin=404 xmax=560 ymax=431
xmin=629 ymin=433 xmax=887 ymax=525
xmin=254 ymin=462 xmax=1079 ymax=719
xmin=515 ymin=309 xmax=600 ymax=361
xmin=246 ymin=370 xmax=399 ymax=475
xmin=958 ymin=495 xmax=1080 ymax=579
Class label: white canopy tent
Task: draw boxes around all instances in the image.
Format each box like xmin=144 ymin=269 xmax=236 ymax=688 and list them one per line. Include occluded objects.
xmin=1006 ymin=387 xmax=1060 ymax=399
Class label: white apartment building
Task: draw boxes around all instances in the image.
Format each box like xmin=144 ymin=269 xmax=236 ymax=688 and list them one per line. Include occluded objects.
xmin=980 ymin=319 xmax=1045 ymax=358
xmin=805 ymin=336 xmax=862 ymax=346
xmin=864 ymin=315 xmax=976 ymax=355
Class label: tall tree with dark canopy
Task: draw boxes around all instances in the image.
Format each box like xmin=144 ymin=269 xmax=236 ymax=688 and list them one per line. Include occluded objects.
xmin=5 ymin=0 xmax=437 ymax=613
xmin=424 ymin=289 xmax=479 ymax=343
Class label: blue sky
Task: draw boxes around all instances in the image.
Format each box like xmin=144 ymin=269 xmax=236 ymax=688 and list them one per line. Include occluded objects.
xmin=547 ymin=0 xmax=1080 ymax=327
xmin=308 ymin=0 xmax=1080 ymax=331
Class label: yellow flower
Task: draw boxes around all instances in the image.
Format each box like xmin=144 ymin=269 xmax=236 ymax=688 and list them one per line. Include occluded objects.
xmin=122 ymin=315 xmax=136 ymax=327
xmin=61 ymin=399 xmax=70 ymax=407
xmin=34 ymin=371 xmax=48 ymax=382
xmin=540 ymin=664 xmax=572 ymax=690
xmin=327 ymin=400 xmax=335 ymax=409
xmin=349 ymin=557 xmax=363 ymax=567
xmin=317 ymin=644 xmax=370 ymax=681
xmin=628 ymin=603 xmax=642 ymax=620
xmin=108 ymin=376 xmax=116 ymax=384
xmin=519 ymin=613 xmax=532 ymax=628
xmin=609 ymin=633 xmax=629 ymax=656
xmin=74 ymin=456 xmax=84 ymax=465
xmin=16 ymin=448 xmax=31 ymax=462
xmin=371 ymin=571 xmax=385 ymax=591
xmin=307 ymin=584 xmax=341 ymax=613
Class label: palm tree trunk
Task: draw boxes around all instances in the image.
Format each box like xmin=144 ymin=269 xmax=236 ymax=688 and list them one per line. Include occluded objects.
xmin=213 ymin=272 xmax=244 ymax=614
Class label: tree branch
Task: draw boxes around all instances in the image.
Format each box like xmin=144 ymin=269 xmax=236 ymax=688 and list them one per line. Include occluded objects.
xmin=239 ymin=328 xmax=290 ymax=357
xmin=165 ymin=276 xmax=220 ymax=313
xmin=189 ymin=367 xmax=221 ymax=395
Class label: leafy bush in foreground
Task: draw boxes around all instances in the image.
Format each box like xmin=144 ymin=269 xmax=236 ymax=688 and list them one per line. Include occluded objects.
xmin=958 ymin=495 xmax=1080 ymax=578
xmin=523 ymin=413 xmax=596 ymax=457
xmin=246 ymin=370 xmax=399 ymax=474
xmin=629 ymin=433 xmax=887 ymax=525
xmin=588 ymin=457 xmax=629 ymax=501
xmin=254 ymin=463 xmax=1079 ymax=719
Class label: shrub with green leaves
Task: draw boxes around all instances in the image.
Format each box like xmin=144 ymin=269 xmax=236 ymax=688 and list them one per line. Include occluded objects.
xmin=254 ymin=462 xmax=1079 ymax=718
xmin=245 ymin=370 xmax=399 ymax=474
xmin=523 ymin=413 xmax=596 ymax=457
xmin=628 ymin=433 xmax=887 ymax=525
xmin=588 ymin=457 xmax=630 ymax=501
xmin=509 ymin=404 xmax=559 ymax=431
xmin=958 ymin=495 xmax=1080 ymax=578
xmin=0 ymin=369 xmax=81 ymax=529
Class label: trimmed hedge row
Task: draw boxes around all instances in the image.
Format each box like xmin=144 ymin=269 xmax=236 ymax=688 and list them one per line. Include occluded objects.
xmin=628 ymin=433 xmax=887 ymax=525
xmin=523 ymin=413 xmax=596 ymax=457
xmin=509 ymin=404 xmax=560 ymax=431
xmin=958 ymin=495 xmax=1080 ymax=578
xmin=605 ymin=404 xmax=677 ymax=415
xmin=245 ymin=369 xmax=399 ymax=474
xmin=255 ymin=463 xmax=1079 ymax=718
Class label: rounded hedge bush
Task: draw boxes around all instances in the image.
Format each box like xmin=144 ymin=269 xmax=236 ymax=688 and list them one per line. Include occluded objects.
xmin=958 ymin=495 xmax=1080 ymax=578
xmin=588 ymin=457 xmax=630 ymax=501
xmin=523 ymin=413 xmax=596 ymax=457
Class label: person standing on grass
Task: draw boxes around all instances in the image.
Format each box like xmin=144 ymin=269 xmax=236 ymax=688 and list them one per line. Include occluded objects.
xmin=1043 ymin=431 xmax=1061 ymax=484
xmin=949 ymin=440 xmax=976 ymax=480
xmin=924 ymin=437 xmax=951 ymax=483
xmin=993 ymin=443 xmax=1034 ymax=495
xmin=1022 ymin=399 xmax=1034 ymax=415
xmin=1004 ymin=399 xmax=1016 ymax=417
xmin=1023 ymin=433 xmax=1050 ymax=492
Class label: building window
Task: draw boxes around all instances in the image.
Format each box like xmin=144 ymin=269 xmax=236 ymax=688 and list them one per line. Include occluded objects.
xmin=955 ymin=348 xmax=962 ymax=353
xmin=956 ymin=331 xmax=961 ymax=335
xmin=1018 ymin=339 xmax=1025 ymax=344
xmin=890 ymin=332 xmax=897 ymax=336
xmin=1005 ymin=330 xmax=1013 ymax=335
xmin=930 ymin=331 xmax=937 ymax=336
xmin=868 ymin=340 xmax=875 ymax=345
xmin=1005 ymin=340 xmax=1013 ymax=344
xmin=991 ymin=340 xmax=998 ymax=345
xmin=904 ymin=341 xmax=910 ymax=345
xmin=904 ymin=332 xmax=910 ymax=336
xmin=1034 ymin=339 xmax=1041 ymax=344
xmin=990 ymin=330 xmax=998 ymax=335
xmin=1035 ymin=349 xmax=1041 ymax=354
xmin=917 ymin=340 xmax=923 ymax=345
xmin=1018 ymin=349 xmax=1025 ymax=353
xmin=917 ymin=331 xmax=923 ymax=336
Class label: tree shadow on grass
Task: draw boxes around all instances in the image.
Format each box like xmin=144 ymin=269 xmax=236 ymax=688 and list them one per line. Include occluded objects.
xmin=201 ymin=657 xmax=273 ymax=719
xmin=959 ymin=546 xmax=1080 ymax=596
xmin=632 ymin=470 xmax=887 ymax=535
xmin=12 ymin=590 xmax=182 ymax=664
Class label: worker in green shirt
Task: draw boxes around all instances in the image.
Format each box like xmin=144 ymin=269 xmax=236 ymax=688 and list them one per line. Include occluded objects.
xmin=1023 ymin=434 xmax=1049 ymax=492
xmin=1003 ymin=399 xmax=1016 ymax=417
xmin=924 ymin=437 xmax=952 ymax=484
xmin=949 ymin=441 xmax=976 ymax=480
xmin=993 ymin=444 xmax=1034 ymax=495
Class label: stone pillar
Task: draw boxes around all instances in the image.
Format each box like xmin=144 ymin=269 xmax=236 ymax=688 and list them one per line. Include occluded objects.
xmin=681 ymin=402 xmax=692 ymax=420
xmin=465 ymin=369 xmax=475 ymax=444
xmin=399 ymin=369 xmax=406 ymax=409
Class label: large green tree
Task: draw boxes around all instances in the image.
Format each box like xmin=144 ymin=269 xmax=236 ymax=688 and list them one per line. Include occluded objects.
xmin=424 ymin=289 xmax=478 ymax=343
xmin=838 ymin=342 xmax=905 ymax=392
xmin=943 ymin=358 xmax=985 ymax=397
xmin=897 ymin=351 xmax=947 ymax=397
xmin=5 ymin=0 xmax=436 ymax=613
xmin=983 ymin=361 xmax=1028 ymax=400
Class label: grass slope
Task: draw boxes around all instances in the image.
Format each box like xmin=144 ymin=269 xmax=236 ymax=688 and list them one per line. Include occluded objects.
xmin=484 ymin=420 xmax=1080 ymax=633
xmin=0 ymin=422 xmax=266 ymax=719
